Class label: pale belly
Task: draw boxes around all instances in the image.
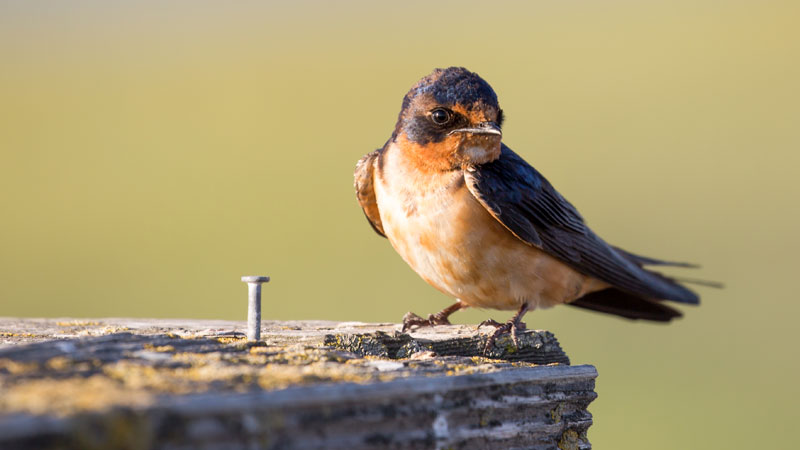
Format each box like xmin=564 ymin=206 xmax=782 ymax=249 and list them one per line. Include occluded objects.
xmin=374 ymin=169 xmax=605 ymax=311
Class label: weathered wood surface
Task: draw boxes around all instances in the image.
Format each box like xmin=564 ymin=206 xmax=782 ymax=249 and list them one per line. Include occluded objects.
xmin=0 ymin=318 xmax=597 ymax=450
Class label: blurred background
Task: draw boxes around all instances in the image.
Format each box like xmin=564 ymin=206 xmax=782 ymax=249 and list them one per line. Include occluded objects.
xmin=1 ymin=0 xmax=798 ymax=448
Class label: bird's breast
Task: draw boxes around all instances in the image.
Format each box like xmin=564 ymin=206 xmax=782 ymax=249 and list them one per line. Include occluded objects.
xmin=373 ymin=145 xmax=605 ymax=310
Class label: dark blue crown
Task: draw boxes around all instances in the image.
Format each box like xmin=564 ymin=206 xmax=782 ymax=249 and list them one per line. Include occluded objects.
xmin=404 ymin=67 xmax=499 ymax=111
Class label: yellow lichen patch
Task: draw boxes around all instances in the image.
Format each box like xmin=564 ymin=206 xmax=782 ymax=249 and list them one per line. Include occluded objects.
xmin=262 ymin=346 xmax=350 ymax=366
xmin=510 ymin=361 xmax=540 ymax=368
xmin=240 ymin=354 xmax=269 ymax=365
xmin=56 ymin=321 xmax=100 ymax=327
xmin=249 ymin=345 xmax=278 ymax=354
xmin=103 ymin=362 xmax=162 ymax=389
xmin=215 ymin=336 xmax=247 ymax=345
xmin=376 ymin=373 xmax=400 ymax=383
xmin=0 ymin=332 xmax=39 ymax=338
xmin=105 ymin=362 xmax=194 ymax=395
xmin=0 ymin=375 xmax=153 ymax=416
xmin=558 ymin=429 xmax=580 ymax=450
xmin=0 ymin=359 xmax=40 ymax=375
xmin=256 ymin=365 xmax=319 ymax=390
xmin=444 ymin=362 xmax=500 ymax=377
xmin=171 ymin=351 xmax=223 ymax=365
xmin=143 ymin=344 xmax=175 ymax=353
xmin=550 ymin=402 xmax=565 ymax=424
xmin=469 ymin=355 xmax=500 ymax=365
xmin=254 ymin=362 xmax=396 ymax=391
xmin=77 ymin=326 xmax=130 ymax=336
xmin=45 ymin=356 xmax=73 ymax=371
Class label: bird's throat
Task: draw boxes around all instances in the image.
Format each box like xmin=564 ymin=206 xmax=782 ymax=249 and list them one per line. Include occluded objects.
xmin=395 ymin=132 xmax=501 ymax=173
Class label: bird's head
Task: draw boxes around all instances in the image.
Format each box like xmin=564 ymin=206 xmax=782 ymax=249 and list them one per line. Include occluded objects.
xmin=392 ymin=67 xmax=504 ymax=171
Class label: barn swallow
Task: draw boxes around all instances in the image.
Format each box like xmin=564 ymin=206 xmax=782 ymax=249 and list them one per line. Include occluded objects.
xmin=355 ymin=67 xmax=702 ymax=350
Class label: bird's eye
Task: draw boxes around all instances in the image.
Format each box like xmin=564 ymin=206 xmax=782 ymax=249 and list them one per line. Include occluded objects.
xmin=430 ymin=108 xmax=452 ymax=125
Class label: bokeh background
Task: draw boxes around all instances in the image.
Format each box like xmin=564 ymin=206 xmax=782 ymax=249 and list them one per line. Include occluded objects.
xmin=2 ymin=1 xmax=798 ymax=448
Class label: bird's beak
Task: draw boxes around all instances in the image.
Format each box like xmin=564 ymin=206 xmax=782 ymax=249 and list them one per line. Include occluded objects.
xmin=450 ymin=121 xmax=503 ymax=165
xmin=448 ymin=121 xmax=502 ymax=137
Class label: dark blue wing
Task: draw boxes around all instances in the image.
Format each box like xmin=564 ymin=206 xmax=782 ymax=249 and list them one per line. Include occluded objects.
xmin=464 ymin=145 xmax=699 ymax=304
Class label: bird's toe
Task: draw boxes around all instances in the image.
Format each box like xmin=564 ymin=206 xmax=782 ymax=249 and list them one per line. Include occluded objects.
xmin=402 ymin=311 xmax=454 ymax=332
xmin=482 ymin=319 xmax=527 ymax=354
xmin=477 ymin=318 xmax=504 ymax=329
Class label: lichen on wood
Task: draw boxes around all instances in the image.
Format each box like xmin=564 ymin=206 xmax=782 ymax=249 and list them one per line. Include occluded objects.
xmin=0 ymin=318 xmax=596 ymax=450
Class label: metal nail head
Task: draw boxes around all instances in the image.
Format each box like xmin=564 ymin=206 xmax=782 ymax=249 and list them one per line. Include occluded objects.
xmin=241 ymin=276 xmax=270 ymax=341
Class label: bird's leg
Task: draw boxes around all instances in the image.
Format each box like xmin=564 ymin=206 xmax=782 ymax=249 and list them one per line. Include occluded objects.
xmin=401 ymin=301 xmax=468 ymax=332
xmin=479 ymin=303 xmax=530 ymax=353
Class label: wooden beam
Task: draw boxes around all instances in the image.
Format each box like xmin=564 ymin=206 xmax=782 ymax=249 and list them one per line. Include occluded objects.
xmin=0 ymin=318 xmax=597 ymax=449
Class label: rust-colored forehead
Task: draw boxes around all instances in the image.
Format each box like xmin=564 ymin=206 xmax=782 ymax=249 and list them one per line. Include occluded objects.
xmin=451 ymin=103 xmax=497 ymax=124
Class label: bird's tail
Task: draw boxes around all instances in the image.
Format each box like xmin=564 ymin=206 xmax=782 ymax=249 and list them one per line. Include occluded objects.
xmin=568 ymin=288 xmax=682 ymax=322
xmin=611 ymin=246 xmax=698 ymax=268
xmin=670 ymin=276 xmax=724 ymax=289
xmin=613 ymin=246 xmax=725 ymax=289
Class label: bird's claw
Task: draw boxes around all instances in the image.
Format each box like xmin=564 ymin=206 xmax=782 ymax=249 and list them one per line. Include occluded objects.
xmin=401 ymin=311 xmax=452 ymax=332
xmin=479 ymin=318 xmax=527 ymax=354
xmin=478 ymin=318 xmax=503 ymax=329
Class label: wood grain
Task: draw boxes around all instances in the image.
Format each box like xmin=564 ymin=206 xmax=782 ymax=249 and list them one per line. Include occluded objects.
xmin=0 ymin=318 xmax=596 ymax=449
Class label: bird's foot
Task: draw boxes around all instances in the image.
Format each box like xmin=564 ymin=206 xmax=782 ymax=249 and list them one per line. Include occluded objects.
xmin=401 ymin=311 xmax=452 ymax=332
xmin=478 ymin=317 xmax=528 ymax=354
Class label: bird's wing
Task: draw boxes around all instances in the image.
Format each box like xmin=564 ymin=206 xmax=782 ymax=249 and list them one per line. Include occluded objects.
xmin=354 ymin=149 xmax=386 ymax=238
xmin=464 ymin=144 xmax=698 ymax=304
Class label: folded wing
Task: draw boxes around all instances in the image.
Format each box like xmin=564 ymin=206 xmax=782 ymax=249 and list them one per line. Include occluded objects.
xmin=464 ymin=145 xmax=699 ymax=306
xmin=354 ymin=149 xmax=386 ymax=238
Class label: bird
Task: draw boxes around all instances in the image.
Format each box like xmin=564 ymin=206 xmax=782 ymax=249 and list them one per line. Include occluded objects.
xmin=354 ymin=67 xmax=703 ymax=350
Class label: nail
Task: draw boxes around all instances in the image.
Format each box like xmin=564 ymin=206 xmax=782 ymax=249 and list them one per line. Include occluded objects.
xmin=241 ymin=276 xmax=270 ymax=341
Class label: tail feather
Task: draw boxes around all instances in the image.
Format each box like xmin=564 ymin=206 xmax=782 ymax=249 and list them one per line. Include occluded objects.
xmin=612 ymin=246 xmax=699 ymax=268
xmin=568 ymin=288 xmax=683 ymax=322
xmin=635 ymin=267 xmax=700 ymax=304
xmin=612 ymin=246 xmax=723 ymax=293
xmin=670 ymin=276 xmax=725 ymax=289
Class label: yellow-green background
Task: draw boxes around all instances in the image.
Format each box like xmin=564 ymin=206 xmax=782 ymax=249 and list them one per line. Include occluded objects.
xmin=1 ymin=1 xmax=797 ymax=448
